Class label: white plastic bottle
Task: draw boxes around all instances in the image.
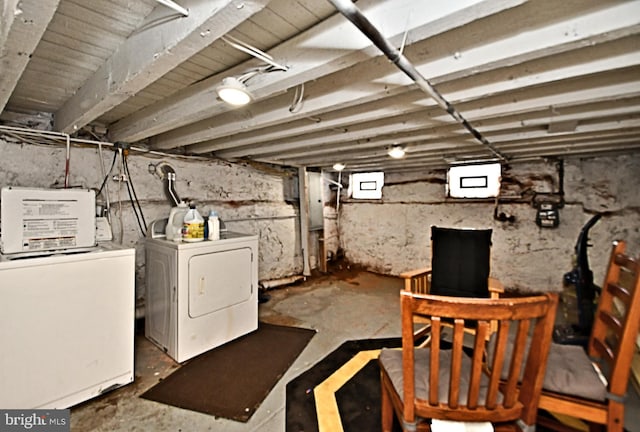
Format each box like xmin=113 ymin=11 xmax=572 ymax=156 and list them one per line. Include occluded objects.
xmin=207 ymin=210 xmax=220 ymax=240
xmin=166 ymin=201 xmax=188 ymax=242
xmin=182 ymin=204 xmax=205 ymax=242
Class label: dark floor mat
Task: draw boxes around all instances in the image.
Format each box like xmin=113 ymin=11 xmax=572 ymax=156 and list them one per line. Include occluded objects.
xmin=286 ymin=337 xmax=402 ymax=432
xmin=141 ymin=322 xmax=315 ymax=422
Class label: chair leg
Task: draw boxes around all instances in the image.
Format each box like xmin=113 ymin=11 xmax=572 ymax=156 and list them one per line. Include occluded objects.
xmin=606 ymin=403 xmax=625 ymax=432
xmin=381 ymin=379 xmax=394 ymax=432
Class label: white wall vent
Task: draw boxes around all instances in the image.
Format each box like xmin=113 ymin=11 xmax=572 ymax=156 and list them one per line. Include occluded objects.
xmin=349 ymin=172 xmax=384 ymax=199
xmin=447 ymin=163 xmax=501 ymax=198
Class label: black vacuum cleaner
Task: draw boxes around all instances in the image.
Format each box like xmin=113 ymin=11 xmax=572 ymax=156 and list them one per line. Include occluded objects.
xmin=553 ymin=213 xmax=602 ymax=347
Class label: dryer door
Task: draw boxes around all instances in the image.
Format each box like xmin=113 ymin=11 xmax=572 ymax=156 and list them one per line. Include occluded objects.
xmin=188 ymin=247 xmax=253 ymax=318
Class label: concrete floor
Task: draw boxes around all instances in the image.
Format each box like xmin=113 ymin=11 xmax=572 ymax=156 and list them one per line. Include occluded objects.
xmin=70 ymin=270 xmax=640 ymax=431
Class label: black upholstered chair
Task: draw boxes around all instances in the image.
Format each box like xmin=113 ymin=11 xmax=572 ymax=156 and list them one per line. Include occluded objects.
xmin=400 ymin=226 xmax=504 ymax=342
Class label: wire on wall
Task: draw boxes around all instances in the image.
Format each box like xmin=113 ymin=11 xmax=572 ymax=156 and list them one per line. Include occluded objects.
xmin=122 ymin=148 xmax=148 ymax=235
xmin=97 ymin=143 xmax=112 ymax=225
xmin=64 ymin=134 xmax=71 ymax=188
xmin=97 ymin=151 xmax=118 ymax=197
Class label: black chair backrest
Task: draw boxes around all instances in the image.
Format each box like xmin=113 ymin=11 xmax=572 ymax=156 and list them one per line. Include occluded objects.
xmin=430 ymin=226 xmax=492 ymax=298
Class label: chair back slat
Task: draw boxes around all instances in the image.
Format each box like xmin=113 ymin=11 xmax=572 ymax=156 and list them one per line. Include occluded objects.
xmin=468 ymin=321 xmax=490 ymax=409
xmin=503 ymin=320 xmax=531 ymax=407
xmin=599 ymin=310 xmax=623 ymax=338
xmin=449 ymin=320 xmax=466 ymax=408
xmin=591 ymin=337 xmax=615 ymax=364
xmin=486 ymin=320 xmax=510 ymax=409
xmin=608 ymin=282 xmax=631 ymax=304
xmin=428 ymin=317 xmax=441 ymax=405
xmin=413 ymin=275 xmax=429 ymax=295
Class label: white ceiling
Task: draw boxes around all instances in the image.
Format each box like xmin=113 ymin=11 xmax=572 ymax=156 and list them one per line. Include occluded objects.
xmin=1 ymin=0 xmax=639 ymax=173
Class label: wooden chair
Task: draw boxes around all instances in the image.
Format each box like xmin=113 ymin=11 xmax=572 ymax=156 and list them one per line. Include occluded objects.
xmin=379 ymin=290 xmax=559 ymax=432
xmin=400 ymin=226 xmax=504 ymax=341
xmin=537 ymin=240 xmax=640 ymax=432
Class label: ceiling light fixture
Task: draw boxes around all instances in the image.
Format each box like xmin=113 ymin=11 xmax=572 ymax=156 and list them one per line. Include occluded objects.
xmin=387 ymin=145 xmax=406 ymax=159
xmin=333 ymin=162 xmax=346 ymax=171
xmin=216 ymin=77 xmax=253 ymax=106
xmin=215 ymin=35 xmax=289 ymax=106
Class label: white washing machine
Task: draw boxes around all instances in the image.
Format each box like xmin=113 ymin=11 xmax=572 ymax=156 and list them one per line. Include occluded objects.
xmin=0 ymin=243 xmax=135 ymax=409
xmin=145 ymin=231 xmax=258 ymax=363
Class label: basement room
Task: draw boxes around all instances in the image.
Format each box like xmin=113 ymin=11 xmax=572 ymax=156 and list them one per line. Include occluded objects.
xmin=1 ymin=1 xmax=639 ymax=431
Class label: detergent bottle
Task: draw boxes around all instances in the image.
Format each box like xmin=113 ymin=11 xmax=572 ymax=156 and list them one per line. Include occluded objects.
xmin=166 ymin=201 xmax=188 ymax=241
xmin=182 ymin=204 xmax=205 ymax=242
xmin=207 ymin=210 xmax=220 ymax=240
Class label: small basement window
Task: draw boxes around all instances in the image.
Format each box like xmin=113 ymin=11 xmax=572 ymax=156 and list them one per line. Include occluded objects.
xmin=349 ymin=172 xmax=384 ymax=199
xmin=447 ymin=163 xmax=501 ymax=198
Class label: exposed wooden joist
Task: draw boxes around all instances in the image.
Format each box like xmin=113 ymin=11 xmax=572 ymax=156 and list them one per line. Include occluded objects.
xmin=213 ymin=67 xmax=640 ymax=160
xmin=309 ymin=130 xmax=640 ymax=173
xmin=110 ymin=0 xmax=527 ymax=143
xmin=179 ymin=1 xmax=640 ymax=153
xmin=0 ymin=0 xmax=59 ymax=112
xmin=189 ymin=36 xmax=640 ymax=155
xmin=257 ymin=81 xmax=640 ymax=168
xmin=53 ymin=0 xmax=270 ymax=134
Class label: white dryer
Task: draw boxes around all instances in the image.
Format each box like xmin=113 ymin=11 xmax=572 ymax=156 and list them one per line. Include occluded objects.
xmin=145 ymin=231 xmax=258 ymax=363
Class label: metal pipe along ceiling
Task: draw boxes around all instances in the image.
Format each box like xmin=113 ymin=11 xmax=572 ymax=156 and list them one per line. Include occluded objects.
xmin=154 ymin=0 xmax=189 ymax=17
xmin=327 ymin=0 xmax=508 ymax=162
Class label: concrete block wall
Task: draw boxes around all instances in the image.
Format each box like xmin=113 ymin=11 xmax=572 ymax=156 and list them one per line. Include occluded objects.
xmin=0 ymin=136 xmax=305 ymax=304
xmin=337 ymin=155 xmax=640 ymax=293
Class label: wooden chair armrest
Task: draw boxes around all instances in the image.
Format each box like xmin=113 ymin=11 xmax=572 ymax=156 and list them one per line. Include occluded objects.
xmin=400 ymin=268 xmax=432 ymax=294
xmin=399 ymin=267 xmax=432 ymax=279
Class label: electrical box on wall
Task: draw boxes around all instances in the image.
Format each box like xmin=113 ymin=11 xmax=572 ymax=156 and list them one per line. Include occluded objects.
xmin=535 ymin=202 xmax=560 ymax=228
xmin=307 ymin=171 xmax=323 ymax=231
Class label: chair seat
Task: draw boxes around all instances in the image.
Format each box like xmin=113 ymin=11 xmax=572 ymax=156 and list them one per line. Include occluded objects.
xmin=488 ymin=330 xmax=608 ymax=402
xmin=543 ymin=343 xmax=608 ymax=402
xmin=379 ymin=347 xmax=499 ymax=405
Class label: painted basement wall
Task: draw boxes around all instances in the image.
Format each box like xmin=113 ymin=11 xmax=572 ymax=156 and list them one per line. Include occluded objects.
xmin=338 ymin=155 xmax=640 ymax=293
xmin=0 ymin=136 xmax=308 ymax=306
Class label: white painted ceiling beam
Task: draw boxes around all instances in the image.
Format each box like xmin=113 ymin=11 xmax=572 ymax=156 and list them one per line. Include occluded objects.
xmin=481 ymin=117 xmax=640 ymax=144
xmin=341 ymin=140 xmax=640 ymax=172
xmin=265 ymin=92 xmax=640 ymax=165
xmin=272 ymin=131 xmax=640 ymax=170
xmin=161 ymin=1 xmax=640 ymax=151
xmin=0 ymin=0 xmax=59 ymax=112
xmin=53 ymin=0 xmax=270 ymax=134
xmin=268 ymin=123 xmax=640 ymax=168
xmin=189 ymin=37 xmax=640 ymax=153
xmin=0 ymin=0 xmax=20 ymax=47
xmin=312 ymin=132 xmax=640 ymax=172
xmin=110 ymin=0 xmax=526 ymax=143
xmin=213 ymin=70 xmax=640 ymax=159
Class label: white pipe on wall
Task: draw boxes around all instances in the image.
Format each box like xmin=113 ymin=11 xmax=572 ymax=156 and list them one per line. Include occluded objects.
xmin=298 ymin=166 xmax=311 ymax=276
